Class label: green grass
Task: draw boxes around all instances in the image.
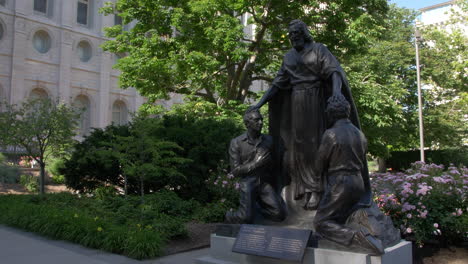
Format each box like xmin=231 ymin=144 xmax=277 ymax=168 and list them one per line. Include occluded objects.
xmin=0 ymin=191 xmax=212 ymax=259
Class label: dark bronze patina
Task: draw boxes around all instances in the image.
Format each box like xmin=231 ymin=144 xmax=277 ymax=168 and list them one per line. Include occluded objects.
xmin=225 ymin=19 xmax=400 ymax=256
xmin=225 ymin=109 xmax=286 ymax=224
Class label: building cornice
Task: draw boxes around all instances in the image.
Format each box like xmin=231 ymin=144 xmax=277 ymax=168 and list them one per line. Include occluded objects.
xmin=419 ymin=0 xmax=456 ymax=12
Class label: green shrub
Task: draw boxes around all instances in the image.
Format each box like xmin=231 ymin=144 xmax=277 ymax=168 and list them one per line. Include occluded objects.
xmin=0 ymin=163 xmax=20 ymax=184
xmin=372 ymin=162 xmax=467 ymax=246
xmin=195 ymin=201 xmax=233 ymax=223
xmin=153 ymin=107 xmax=243 ymax=202
xmin=94 ymin=186 xmax=118 ymax=201
xmin=386 ymin=148 xmax=467 ymax=171
xmin=47 ymin=157 xmax=67 ymax=184
xmin=0 ymin=192 xmax=198 ymax=259
xmin=61 ymin=125 xmax=132 ymax=192
xmin=0 ymin=153 xmax=5 ymax=163
xmin=62 ymin=104 xmax=243 ymax=203
xmin=19 ymin=174 xmax=39 ymax=192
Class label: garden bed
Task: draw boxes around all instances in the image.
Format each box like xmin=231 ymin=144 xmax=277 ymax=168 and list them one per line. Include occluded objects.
xmin=0 ymin=183 xmax=68 ymax=194
xmin=0 ymin=191 xmax=221 ymax=259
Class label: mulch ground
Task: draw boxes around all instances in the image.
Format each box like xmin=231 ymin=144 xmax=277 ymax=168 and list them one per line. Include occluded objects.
xmin=0 ymin=183 xmax=69 ymax=194
xmin=164 ymin=222 xmax=217 ymax=255
xmin=1 ymin=183 xmax=466 ymax=262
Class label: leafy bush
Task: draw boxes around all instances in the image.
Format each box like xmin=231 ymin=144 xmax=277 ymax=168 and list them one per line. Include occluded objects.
xmin=195 ymin=201 xmax=233 ymax=223
xmin=187 ymin=160 xmax=241 ymax=223
xmin=371 ymin=162 xmax=467 ymax=246
xmin=94 ymin=186 xmax=118 ymax=201
xmin=112 ymin=118 xmax=191 ymax=201
xmin=62 ymin=102 xmax=243 ymax=202
xmin=19 ymin=174 xmax=39 ymax=192
xmin=0 ymin=191 xmax=200 ymax=259
xmin=386 ymin=148 xmax=467 ymax=171
xmin=61 ymin=125 xmax=131 ymax=192
xmin=151 ymin=102 xmax=244 ymax=202
xmin=205 ymin=160 xmax=239 ymax=206
xmin=0 ymin=161 xmax=20 ymax=184
xmin=46 ymin=157 xmax=67 ymax=184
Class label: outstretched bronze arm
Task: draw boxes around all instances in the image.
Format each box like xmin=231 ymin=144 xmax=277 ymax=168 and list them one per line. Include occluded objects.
xmin=255 ymin=85 xmax=279 ymax=109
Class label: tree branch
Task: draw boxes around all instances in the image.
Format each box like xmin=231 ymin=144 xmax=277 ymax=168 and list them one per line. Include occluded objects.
xmin=252 ymin=76 xmax=274 ymax=82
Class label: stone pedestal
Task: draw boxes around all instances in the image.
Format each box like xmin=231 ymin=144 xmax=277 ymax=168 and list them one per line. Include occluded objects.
xmin=195 ymin=234 xmax=412 ymax=264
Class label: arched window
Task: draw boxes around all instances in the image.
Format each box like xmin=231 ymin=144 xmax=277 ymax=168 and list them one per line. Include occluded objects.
xmin=77 ymin=40 xmax=92 ymax=62
xmin=112 ymin=100 xmax=127 ymax=125
xmin=32 ymin=30 xmax=51 ymax=54
xmin=73 ymin=95 xmax=91 ymax=136
xmin=30 ymin=88 xmax=48 ymax=100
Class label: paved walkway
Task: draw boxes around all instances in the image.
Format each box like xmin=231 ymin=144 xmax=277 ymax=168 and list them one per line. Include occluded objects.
xmin=0 ymin=225 xmax=209 ymax=264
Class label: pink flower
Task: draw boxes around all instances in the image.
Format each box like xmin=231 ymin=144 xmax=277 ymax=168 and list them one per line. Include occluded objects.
xmin=433 ymin=177 xmax=445 ymax=183
xmin=406 ymin=227 xmax=412 ymax=234
xmin=401 ymin=182 xmax=414 ymax=196
xmin=433 ymin=223 xmax=439 ymax=228
xmin=407 ymin=213 xmax=412 ymax=219
xmin=457 ymin=208 xmax=463 ymax=216
xmin=419 ymin=210 xmax=428 ymax=218
xmin=402 ymin=202 xmax=416 ymax=212
xmin=416 ymin=184 xmax=432 ymax=196
xmin=222 ymin=180 xmax=228 ymax=185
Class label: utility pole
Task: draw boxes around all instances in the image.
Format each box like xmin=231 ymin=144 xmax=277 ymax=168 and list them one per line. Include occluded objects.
xmin=415 ymin=28 xmax=425 ymax=162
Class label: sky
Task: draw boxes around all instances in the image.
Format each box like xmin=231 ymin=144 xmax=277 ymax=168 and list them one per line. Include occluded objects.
xmin=389 ymin=0 xmax=451 ymax=10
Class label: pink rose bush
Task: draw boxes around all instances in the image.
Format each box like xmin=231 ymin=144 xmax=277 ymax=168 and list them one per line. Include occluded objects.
xmin=371 ymin=162 xmax=467 ymax=245
xmin=206 ymin=160 xmax=240 ymax=208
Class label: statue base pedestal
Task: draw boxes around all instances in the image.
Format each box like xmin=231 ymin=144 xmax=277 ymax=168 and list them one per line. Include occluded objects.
xmin=195 ymin=234 xmax=412 ymax=264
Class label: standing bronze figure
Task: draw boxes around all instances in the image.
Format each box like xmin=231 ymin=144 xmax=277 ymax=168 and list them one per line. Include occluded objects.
xmin=250 ymin=20 xmax=371 ymax=213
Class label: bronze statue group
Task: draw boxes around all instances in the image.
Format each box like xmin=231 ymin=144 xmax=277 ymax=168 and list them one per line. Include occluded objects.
xmin=225 ymin=20 xmax=401 ymax=256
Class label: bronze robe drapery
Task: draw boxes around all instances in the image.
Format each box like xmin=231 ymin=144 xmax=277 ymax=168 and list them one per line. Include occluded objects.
xmin=268 ymin=42 xmax=371 ymax=209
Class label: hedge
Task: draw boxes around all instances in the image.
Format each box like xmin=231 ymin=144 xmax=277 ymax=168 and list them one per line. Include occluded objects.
xmin=386 ymin=148 xmax=467 ymax=171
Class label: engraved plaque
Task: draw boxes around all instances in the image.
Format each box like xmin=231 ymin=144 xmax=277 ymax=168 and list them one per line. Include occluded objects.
xmin=232 ymin=225 xmax=311 ymax=262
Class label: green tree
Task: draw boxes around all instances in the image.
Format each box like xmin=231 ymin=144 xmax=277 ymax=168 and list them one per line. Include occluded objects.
xmin=0 ymin=99 xmax=79 ymax=194
xmin=343 ymin=3 xmax=467 ymax=158
xmin=101 ymin=0 xmax=389 ymax=104
xmin=343 ymin=5 xmax=419 ymax=158
xmin=418 ymin=1 xmax=468 ymax=149
xmin=111 ymin=118 xmax=190 ymax=203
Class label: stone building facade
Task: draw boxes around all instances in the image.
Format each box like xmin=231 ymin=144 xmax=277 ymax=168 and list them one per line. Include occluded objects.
xmin=0 ymin=0 xmax=145 ymax=137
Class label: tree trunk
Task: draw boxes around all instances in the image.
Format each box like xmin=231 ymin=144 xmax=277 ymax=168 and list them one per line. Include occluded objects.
xmin=39 ymin=163 xmax=46 ymax=195
xmin=378 ymin=157 xmax=387 ymax=173
xmin=123 ymin=173 xmax=128 ymax=196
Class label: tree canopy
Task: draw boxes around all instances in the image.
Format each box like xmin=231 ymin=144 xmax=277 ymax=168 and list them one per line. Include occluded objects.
xmin=0 ymin=99 xmax=78 ymax=194
xmin=418 ymin=1 xmax=468 ymax=149
xmin=101 ymin=1 xmax=467 ymax=158
xmin=101 ymin=0 xmax=389 ymax=104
